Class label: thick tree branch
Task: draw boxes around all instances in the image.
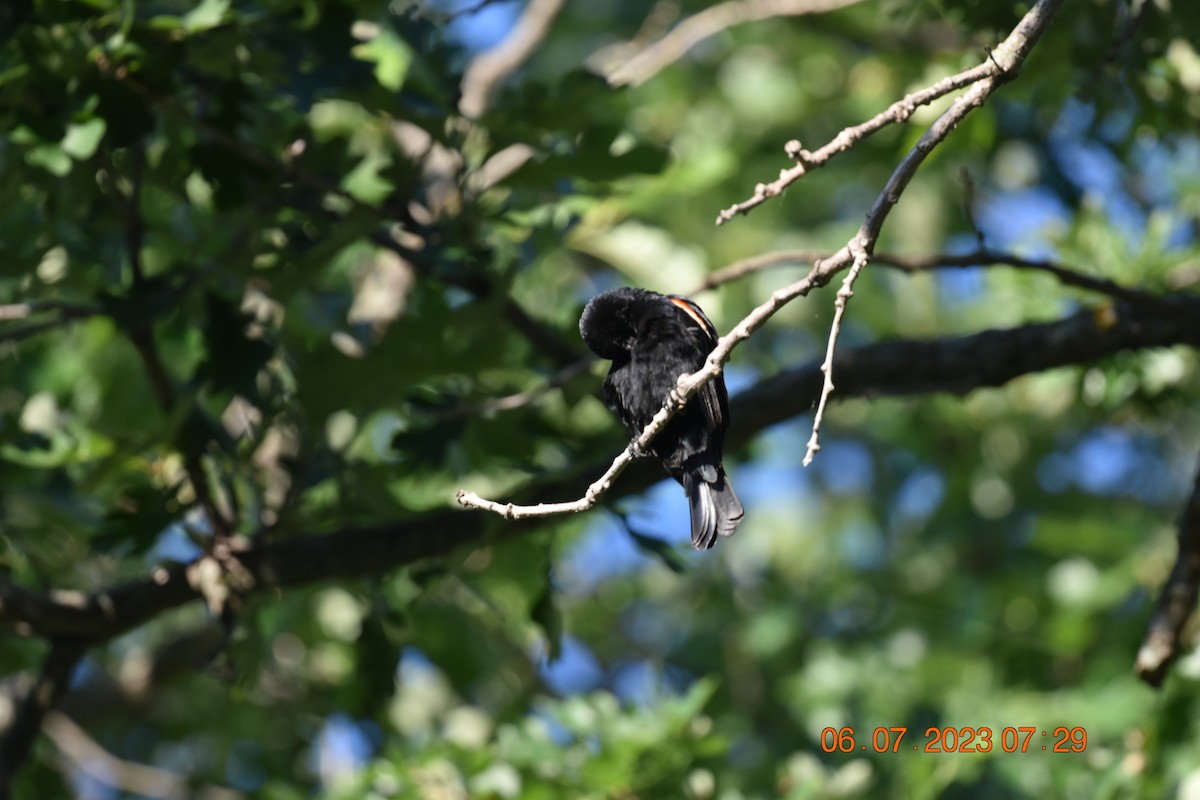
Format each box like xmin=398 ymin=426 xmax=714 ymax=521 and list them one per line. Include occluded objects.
xmin=0 ymin=641 xmax=85 ymax=799
xmin=1135 ymin=456 xmax=1200 ymax=687
xmin=5 ymin=298 xmax=1194 ymax=646
xmin=436 ymin=246 xmax=1184 ymax=425
xmin=427 ymin=246 xmax=1175 ymax=427
xmin=716 ymin=0 xmax=1065 ymax=224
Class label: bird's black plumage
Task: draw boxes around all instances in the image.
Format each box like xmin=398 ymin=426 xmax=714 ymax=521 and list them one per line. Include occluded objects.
xmin=579 ymin=287 xmax=743 ymax=549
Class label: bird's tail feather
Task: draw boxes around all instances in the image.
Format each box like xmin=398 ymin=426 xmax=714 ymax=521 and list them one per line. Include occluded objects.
xmin=686 ymin=471 xmax=744 ymax=550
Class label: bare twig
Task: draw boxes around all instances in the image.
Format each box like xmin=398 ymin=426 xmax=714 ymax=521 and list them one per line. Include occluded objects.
xmin=448 ymin=0 xmax=514 ymax=20
xmin=127 ymin=332 xmax=239 ymax=567
xmin=0 ymin=303 xmax=35 ymax=322
xmin=588 ymin=0 xmax=682 ymax=77
xmin=803 ymin=243 xmax=867 ymax=465
xmin=689 ymin=250 xmax=825 ymax=294
xmin=605 ymin=0 xmax=864 ymax=87
xmin=427 ymin=357 xmax=594 ymax=422
xmin=690 ymin=248 xmax=1187 ymax=314
xmin=101 ymin=145 xmax=243 ymax=613
xmin=125 ymin=145 xmax=146 ymax=282
xmin=458 ymin=249 xmax=847 ymax=519
xmin=1135 ymin=456 xmax=1200 ymax=687
xmin=0 ymin=641 xmax=85 ymax=799
xmin=0 ymin=319 xmax=80 ymax=346
xmin=459 ymin=0 xmax=1066 ymax=517
xmin=796 ymin=0 xmax=1063 ymax=457
xmin=43 ymin=712 xmax=190 ymax=800
xmin=714 ymin=3 xmax=1062 ymax=224
xmin=0 ymin=302 xmax=98 ymax=345
xmin=458 ymin=0 xmax=564 ymax=118
xmin=109 ymin=149 xmax=233 ymax=547
xmin=1104 ymin=0 xmax=1149 ymax=66
xmin=873 ymin=250 xmax=1184 ymax=312
xmin=0 ymin=301 xmax=92 ymax=322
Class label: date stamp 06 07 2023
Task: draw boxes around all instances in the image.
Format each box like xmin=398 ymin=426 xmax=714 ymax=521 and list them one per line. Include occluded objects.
xmin=820 ymin=726 xmax=1088 ymax=754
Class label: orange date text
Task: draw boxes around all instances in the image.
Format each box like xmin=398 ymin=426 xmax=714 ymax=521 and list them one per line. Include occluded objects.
xmin=819 ymin=726 xmax=1087 ymax=754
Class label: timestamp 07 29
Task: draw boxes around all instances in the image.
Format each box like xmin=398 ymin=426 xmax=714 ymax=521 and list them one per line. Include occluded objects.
xmin=819 ymin=726 xmax=1088 ymax=754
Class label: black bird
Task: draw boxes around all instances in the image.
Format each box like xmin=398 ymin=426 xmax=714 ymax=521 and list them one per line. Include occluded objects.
xmin=579 ymin=287 xmax=743 ymax=549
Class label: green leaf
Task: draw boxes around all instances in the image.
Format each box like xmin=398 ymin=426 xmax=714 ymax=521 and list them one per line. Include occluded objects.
xmin=25 ymin=143 xmax=72 ymax=175
xmin=61 ymin=117 xmax=106 ymax=160
xmin=353 ymin=28 xmax=413 ymax=92
xmin=181 ymin=0 xmax=230 ymax=32
xmin=341 ymin=152 xmax=394 ymax=205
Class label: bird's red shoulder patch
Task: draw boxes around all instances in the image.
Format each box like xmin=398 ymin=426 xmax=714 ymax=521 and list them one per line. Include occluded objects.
xmin=668 ymin=296 xmax=716 ymax=339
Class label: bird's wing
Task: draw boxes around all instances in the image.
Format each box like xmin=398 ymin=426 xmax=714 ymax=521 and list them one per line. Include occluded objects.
xmin=667 ymin=296 xmax=728 ymax=434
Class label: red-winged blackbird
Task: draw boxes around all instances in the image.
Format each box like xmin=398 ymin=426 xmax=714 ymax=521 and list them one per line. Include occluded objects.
xmin=579 ymin=287 xmax=743 ymax=550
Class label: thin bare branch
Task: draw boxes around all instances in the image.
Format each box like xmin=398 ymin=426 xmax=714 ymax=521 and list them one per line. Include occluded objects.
xmin=689 ymin=250 xmax=825 ymax=294
xmin=428 ymin=358 xmax=594 ymax=422
xmin=0 ymin=641 xmax=85 ymax=798
xmin=0 ymin=302 xmax=98 ymax=345
xmin=458 ymin=248 xmax=849 ymax=519
xmin=460 ymin=0 xmax=1066 ymax=517
xmin=43 ymin=712 xmax=191 ymax=800
xmin=803 ymin=243 xmax=867 ymax=465
xmin=873 ymin=250 xmax=1184 ymax=311
xmin=692 ymin=248 xmax=1188 ymax=314
xmin=1104 ymin=0 xmax=1150 ymax=66
xmin=796 ymin=0 xmax=1064 ymax=456
xmin=588 ymin=0 xmax=682 ymax=77
xmin=0 ymin=303 xmax=34 ymax=322
xmin=448 ymin=0 xmax=514 ymax=20
xmin=1136 ymin=456 xmax=1200 ymax=687
xmin=101 ymin=145 xmax=242 ymax=604
xmin=459 ymin=0 xmax=564 ymax=118
xmin=0 ymin=301 xmax=93 ymax=322
xmin=716 ymin=0 xmax=1063 ymax=224
xmin=112 ymin=155 xmax=233 ymax=547
xmin=605 ymin=0 xmax=864 ymax=87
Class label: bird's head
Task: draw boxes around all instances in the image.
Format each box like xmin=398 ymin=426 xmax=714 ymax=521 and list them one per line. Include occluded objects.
xmin=579 ymin=287 xmax=649 ymax=360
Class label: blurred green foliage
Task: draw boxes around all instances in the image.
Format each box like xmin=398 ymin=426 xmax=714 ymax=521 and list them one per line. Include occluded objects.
xmin=3 ymin=0 xmax=1200 ymax=798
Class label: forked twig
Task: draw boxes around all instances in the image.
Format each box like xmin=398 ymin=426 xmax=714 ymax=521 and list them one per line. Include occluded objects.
xmin=804 ymin=243 xmax=868 ymax=465
xmin=458 ymin=0 xmax=1065 ymax=519
xmin=715 ymin=20 xmax=1044 ymax=223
